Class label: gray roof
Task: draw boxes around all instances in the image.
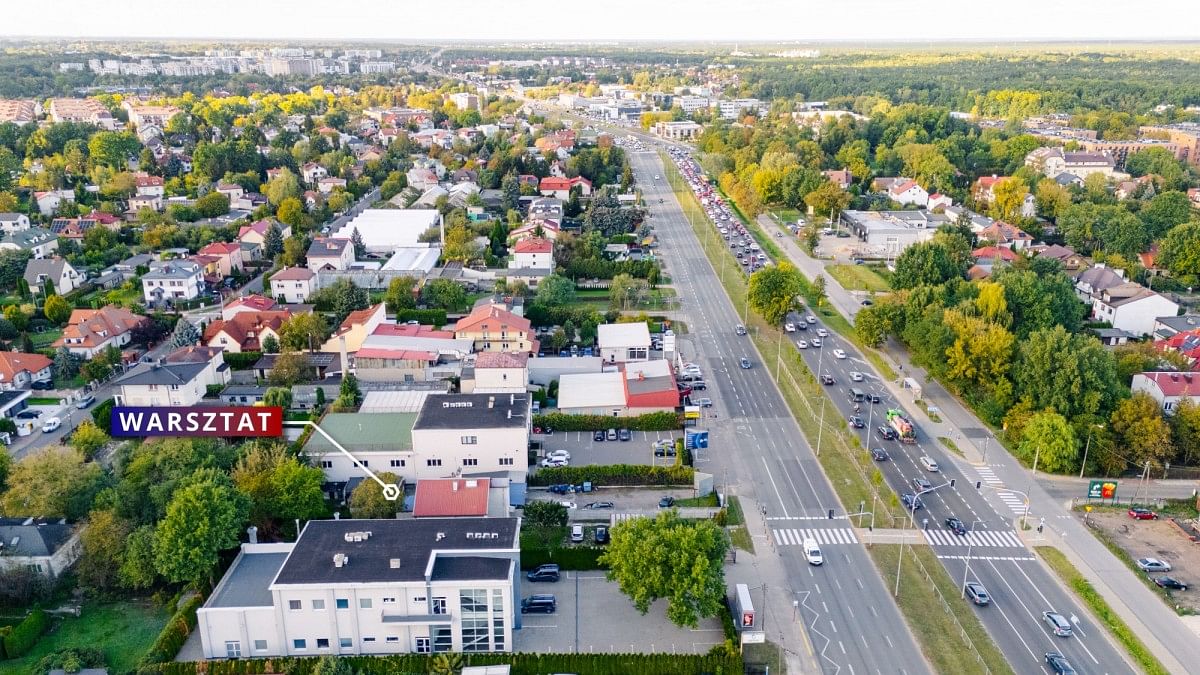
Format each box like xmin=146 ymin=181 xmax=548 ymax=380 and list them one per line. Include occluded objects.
xmin=308 ymin=238 xmax=350 ymax=257
xmin=413 ymin=393 xmax=529 ymax=430
xmin=0 ymin=518 xmax=75 ymax=557
xmin=0 ymin=212 xmax=26 ymax=221
xmin=143 ymin=260 xmax=200 ymax=280
xmin=115 ymin=361 xmax=208 ymax=386
xmin=220 ymin=385 xmax=268 ymax=397
xmin=1154 ymin=315 xmax=1200 ymax=336
xmin=118 ymin=253 xmax=156 ymax=269
xmin=273 ymin=518 xmax=518 ymax=586
xmin=208 ymin=552 xmax=288 ymax=608
xmin=431 ymin=556 xmax=512 ymax=581
xmin=3 ymin=227 xmax=56 ymax=249
xmin=24 ymin=257 xmax=71 ymax=286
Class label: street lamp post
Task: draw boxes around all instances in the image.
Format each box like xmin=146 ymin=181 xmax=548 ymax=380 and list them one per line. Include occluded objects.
xmin=960 ymin=519 xmax=987 ymax=599
xmin=1079 ymin=424 xmax=1103 ymax=479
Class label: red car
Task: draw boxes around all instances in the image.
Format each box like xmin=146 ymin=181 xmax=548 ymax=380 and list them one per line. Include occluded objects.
xmin=1128 ymin=508 xmax=1158 ymax=520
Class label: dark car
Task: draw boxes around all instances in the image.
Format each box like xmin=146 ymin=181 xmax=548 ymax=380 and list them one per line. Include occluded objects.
xmin=1154 ymin=576 xmax=1188 ymax=591
xmin=1045 ymin=652 xmax=1076 ymax=674
xmin=861 ymin=299 xmax=873 ymax=306
xmin=618 ymin=428 xmax=632 ymax=442
xmin=584 ymin=501 xmax=614 ymax=510
xmin=16 ymin=410 xmax=42 ymax=420
xmin=870 ymin=394 xmax=882 ymax=404
xmin=820 ymin=374 xmax=836 ymax=385
xmin=30 ymin=380 xmax=53 ymax=391
xmin=901 ymin=493 xmax=924 ymax=510
xmin=548 ymin=484 xmax=573 ymax=495
xmin=593 ymin=430 xmax=606 ymax=442
xmin=965 ymin=582 xmax=990 ymax=606
xmin=877 ymin=426 xmax=897 ymax=440
xmin=848 ymin=416 xmax=865 ymax=429
xmin=871 ymin=447 xmax=888 ymax=461
xmin=945 ymin=517 xmax=968 ymax=535
xmin=526 ymin=564 xmax=561 ymax=582
xmin=521 ymin=595 xmax=557 ymax=614
xmin=1128 ymin=507 xmax=1158 ymax=520
xmin=594 ymin=526 xmax=610 ymax=544
xmin=659 ymin=496 xmax=676 ymax=508
xmin=690 ymin=381 xmax=707 ymax=391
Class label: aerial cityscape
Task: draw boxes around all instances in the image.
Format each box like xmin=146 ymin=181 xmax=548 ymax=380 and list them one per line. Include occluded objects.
xmin=1 ymin=4 xmax=1200 ymax=675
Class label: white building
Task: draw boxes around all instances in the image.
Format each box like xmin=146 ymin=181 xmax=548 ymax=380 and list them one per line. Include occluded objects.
xmin=841 ymin=210 xmax=949 ymax=255
xmin=508 ymin=238 xmax=553 ymax=271
xmin=462 ymin=352 xmax=529 ymax=394
xmin=111 ymin=361 xmax=209 ymax=407
xmin=23 ymin=257 xmax=80 ymax=295
xmin=1132 ymin=371 xmax=1200 ymax=414
xmin=197 ymin=517 xmax=520 ymax=659
xmin=307 ymin=238 xmax=355 ymax=271
xmin=333 ymin=209 xmax=441 ymax=253
xmin=271 ymin=266 xmax=317 ymax=303
xmin=1088 ymin=282 xmax=1180 ymax=337
xmin=598 ymin=322 xmax=652 ymax=363
xmin=653 ymin=120 xmax=703 ymax=141
xmin=141 ymin=260 xmax=204 ymax=305
xmin=0 ymin=227 xmax=59 ymax=259
xmin=0 ymin=213 xmax=31 ymax=234
xmin=715 ymin=98 xmax=763 ymax=120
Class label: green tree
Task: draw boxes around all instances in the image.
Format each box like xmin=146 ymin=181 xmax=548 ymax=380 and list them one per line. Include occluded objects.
xmin=120 ymin=525 xmax=159 ymax=590
xmin=312 ymin=655 xmax=355 ymax=675
xmin=989 ymin=177 xmax=1029 ymax=223
xmin=1015 ymin=327 xmax=1122 ymax=421
xmin=609 ymin=273 xmax=649 ymax=310
xmin=276 ymin=197 xmax=305 ymax=229
xmin=261 ymin=334 xmax=280 ymax=354
xmin=803 ymin=181 xmax=851 ymax=218
xmin=263 ymin=387 xmax=292 ymax=409
xmin=87 ymin=131 xmax=139 ymax=169
xmin=1157 ymin=221 xmax=1200 ymax=279
xmin=522 ymin=500 xmax=569 ymax=530
xmin=1139 ymin=191 xmax=1193 ymax=240
xmin=348 ymin=471 xmax=401 ymax=519
xmin=43 ymin=294 xmax=72 ymax=325
xmin=232 ymin=444 xmax=326 ymax=536
xmin=1110 ymin=393 xmax=1173 ymax=469
xmin=153 ymin=472 xmax=248 ymax=586
xmin=263 ymin=222 xmax=284 ymax=259
xmin=599 ymin=510 xmax=729 ymax=628
xmin=279 ymin=312 xmax=329 ymax=352
xmin=265 ymin=168 xmax=302 ymax=206
xmin=3 ymin=305 xmax=28 ymax=332
xmin=384 ymin=275 xmax=418 ymax=313
xmin=1171 ymin=398 xmax=1200 ymax=466
xmin=535 ymin=274 xmax=576 ymax=306
xmin=0 ymin=446 xmax=102 ymax=519
xmin=1018 ymin=410 xmax=1078 ymax=474
xmin=195 ymin=191 xmax=231 ymax=218
xmin=748 ymin=262 xmax=803 ymax=325
xmin=167 ymin=317 xmax=200 ymax=349
xmin=350 ymin=227 xmax=366 ymax=259
xmin=53 ymin=346 xmax=78 ymax=379
xmin=267 ymin=351 xmax=311 ymax=386
xmin=420 ymin=278 xmax=468 ymax=312
xmin=1035 ymin=178 xmax=1071 ymax=221
xmin=68 ymin=420 xmax=109 ymax=460
xmin=891 ymin=241 xmax=961 ymax=289
xmin=77 ymin=508 xmax=133 ymax=592
xmin=327 ymin=277 xmax=369 ymax=324
xmin=335 ymin=372 xmax=362 ymax=410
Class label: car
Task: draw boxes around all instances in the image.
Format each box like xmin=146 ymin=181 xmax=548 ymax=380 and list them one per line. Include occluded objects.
xmin=570 ymin=524 xmax=584 ymax=543
xmin=796 ymin=340 xmax=809 ymax=349
xmin=521 ymin=595 xmax=557 ymax=614
xmin=41 ymin=417 xmax=61 ymax=433
xmin=870 ymin=394 xmax=882 ymax=404
xmin=849 ymin=371 xmax=863 ymax=382
xmin=618 ymin=428 xmax=632 ymax=442
xmin=740 ymin=357 xmax=752 ymax=369
xmin=606 ymin=428 xmax=618 ymax=441
xmin=1154 ymin=576 xmax=1188 ymax=590
xmin=1128 ymin=507 xmax=1158 ymax=520
xmin=861 ymin=299 xmax=874 ymax=306
xmin=795 ymin=322 xmax=807 ymax=331
xmin=784 ymin=322 xmax=796 ymax=332
xmin=548 ymin=484 xmax=573 ymax=494
xmin=820 ymin=374 xmax=835 ymax=385
xmin=1137 ymin=557 xmax=1172 ymax=573
xmin=690 ymin=380 xmax=707 ymax=391
xmin=1042 ymin=611 xmax=1073 ymax=637
xmin=920 ymin=456 xmax=940 ymax=472
xmin=526 ymin=564 xmax=561 ymax=582
xmin=811 ymin=338 xmax=823 ymax=348
xmin=659 ymin=496 xmax=676 ymax=508
xmin=594 ymin=430 xmax=606 ymax=442
xmin=594 ymin=526 xmax=610 ymax=544
xmin=547 ymin=450 xmax=571 ymax=462
xmin=697 ymin=397 xmax=713 ymax=407
xmin=900 ymin=493 xmax=924 ymax=510
xmin=816 ymin=328 xmax=828 ymax=337
xmin=30 ymin=380 xmax=53 ymax=391
xmin=75 ymin=393 xmax=96 ymax=409
xmin=871 ymin=448 xmax=888 ymax=461
xmin=559 ymin=501 xmax=578 ymax=510
xmin=945 ymin=517 xmax=968 ymax=535
xmin=540 ymin=457 xmax=568 ymax=468
xmin=965 ymin=582 xmax=990 ymax=606
xmin=16 ymin=410 xmax=42 ymax=420
xmin=913 ymin=477 xmax=933 ymax=491
xmin=878 ymin=426 xmax=896 ymax=440
xmin=803 ymin=538 xmax=824 ymax=566
xmin=1044 ymin=652 xmax=1076 ymax=675
xmin=848 ymin=416 xmax=865 ymax=429
xmin=735 ymin=324 xmax=747 ymax=335
xmin=833 ymin=349 xmax=847 ymax=359
xmin=806 ymin=315 xmax=817 ymax=324
xmin=677 ymin=385 xmax=692 ymax=397
xmin=584 ymin=501 xmax=614 ymax=510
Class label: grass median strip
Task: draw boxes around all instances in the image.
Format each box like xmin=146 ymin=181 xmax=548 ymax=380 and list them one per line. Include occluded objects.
xmin=1035 ymin=546 xmax=1170 ymax=675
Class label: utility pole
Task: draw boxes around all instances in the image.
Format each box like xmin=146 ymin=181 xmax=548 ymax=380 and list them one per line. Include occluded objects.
xmin=960 ymin=519 xmax=986 ymax=599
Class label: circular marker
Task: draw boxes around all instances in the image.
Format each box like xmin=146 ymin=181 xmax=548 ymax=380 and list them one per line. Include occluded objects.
xmin=382 ymin=484 xmax=401 ymax=501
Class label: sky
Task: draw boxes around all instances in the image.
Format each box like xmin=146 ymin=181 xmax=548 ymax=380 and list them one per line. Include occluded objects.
xmin=5 ymin=0 xmax=1200 ymax=42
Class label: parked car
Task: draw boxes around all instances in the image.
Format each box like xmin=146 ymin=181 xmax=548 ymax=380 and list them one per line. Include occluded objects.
xmin=75 ymin=393 xmax=96 ymax=409
xmin=570 ymin=525 xmax=584 ymax=543
xmin=548 ymin=484 xmax=573 ymax=494
xmin=965 ymin=582 xmax=990 ymax=606
xmin=559 ymin=501 xmax=578 ymax=510
xmin=871 ymin=448 xmax=888 ymax=461
xmin=945 ymin=517 xmax=968 ymax=535
xmin=1154 ymin=576 xmax=1188 ymax=590
xmin=30 ymin=380 xmax=53 ymax=391
xmin=521 ymin=595 xmax=557 ymax=614
xmin=698 ymin=397 xmax=713 ymax=407
xmin=526 ymin=564 xmax=561 ymax=582
xmin=41 ymin=417 xmax=61 ymax=433
xmin=1137 ymin=558 xmax=1172 ymax=573
xmin=584 ymin=501 xmax=614 ymax=510
xmin=606 ymin=428 xmax=618 ymax=441
xmin=1042 ymin=611 xmax=1073 ymax=637
xmin=547 ymin=450 xmax=571 ymax=462
xmin=618 ymin=428 xmax=632 ymax=442
xmin=594 ymin=526 xmax=610 ymax=544
xmin=16 ymin=410 xmax=42 ymax=420
xmin=540 ymin=457 xmax=568 ymax=468
xmin=593 ymin=430 xmax=606 ymax=442
xmin=1128 ymin=507 xmax=1158 ymax=520
xmin=659 ymin=496 xmax=676 ymax=508
xmin=1044 ymin=652 xmax=1076 ymax=675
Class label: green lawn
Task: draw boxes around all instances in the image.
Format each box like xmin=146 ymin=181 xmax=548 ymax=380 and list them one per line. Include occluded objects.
xmin=25 ymin=397 xmax=61 ymax=406
xmin=826 ymin=264 xmax=892 ymax=293
xmin=30 ymin=328 xmax=63 ymax=349
xmin=2 ymin=601 xmax=169 ymax=674
xmin=73 ymin=285 xmax=141 ymax=309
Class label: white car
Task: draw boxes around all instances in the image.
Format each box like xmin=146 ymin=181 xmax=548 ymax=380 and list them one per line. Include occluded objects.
xmin=540 ymin=457 xmax=568 ymax=468
xmin=41 ymin=417 xmax=62 ymax=433
xmin=833 ymin=349 xmax=847 ymax=359
xmin=816 ymin=328 xmax=829 ymax=338
xmin=803 ymin=538 xmax=824 ymax=566
xmin=559 ymin=501 xmax=578 ymax=510
xmin=1137 ymin=557 xmax=1172 ymax=572
xmin=849 ymin=371 xmax=864 ymax=382
xmin=784 ymin=323 xmax=796 ymax=332
xmin=811 ymin=338 xmax=823 ymax=347
xmin=806 ymin=315 xmax=817 ymax=324
xmin=547 ymin=450 xmax=571 ymax=461
xmin=796 ymin=340 xmax=808 ymax=349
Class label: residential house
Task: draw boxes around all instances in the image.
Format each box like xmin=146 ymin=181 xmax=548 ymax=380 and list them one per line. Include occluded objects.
xmin=142 ymin=260 xmax=204 ymax=305
xmin=322 ymin=303 xmax=387 ymax=354
xmin=538 ymin=176 xmax=592 ymax=200
xmin=0 ymin=352 xmax=53 ymax=390
xmin=507 ymin=220 xmax=559 ymax=243
xmin=222 ymin=295 xmax=279 ymax=320
xmin=0 ymin=518 xmax=82 ymax=579
xmin=252 ymin=352 xmax=342 ymax=382
xmin=34 ymin=189 xmax=75 ymax=216
xmin=1032 ymin=244 xmax=1087 ymax=271
xmin=112 ymin=360 xmax=210 ymax=407
xmin=128 ymin=194 xmax=163 ymax=212
xmin=461 ymin=352 xmax=529 ymax=395
xmin=317 ymin=177 xmax=347 ymax=194
xmin=927 ymin=192 xmax=953 ymax=211
xmin=219 ymin=385 xmax=267 ymax=405
xmin=135 ymin=175 xmax=165 ymax=198
xmin=54 ymin=306 xmax=148 ymax=358
xmin=822 ymin=169 xmax=853 ymax=190
xmin=0 ymin=227 xmax=59 ymax=259
xmin=163 ymin=344 xmax=232 ymax=389
xmin=454 ymin=305 xmax=537 ymax=355
xmin=300 ymin=162 xmax=328 ymax=184
xmin=1074 ymin=264 xmax=1127 ymax=301
xmin=197 ymin=517 xmax=520 ymax=659
xmin=270 ymin=266 xmax=317 ymax=303
xmin=203 ymin=311 xmax=291 ymax=353
xmin=1152 ymin=315 xmax=1200 ymax=340
xmin=508 ymin=238 xmax=553 ymax=272
xmin=1089 ymin=282 xmax=1179 ymax=337
xmin=597 ymin=323 xmax=652 ymax=363
xmin=406 ymin=167 xmax=440 ymax=192
xmin=24 ymin=257 xmax=80 ymax=295
xmin=0 ymin=213 xmax=30 ymax=234
xmin=977 ymin=221 xmax=1034 ymax=250
xmin=306 ymin=238 xmax=354 ymax=272
xmin=197 ymin=241 xmax=245 ymax=276
xmin=1132 ymin=371 xmax=1200 ymax=414
xmin=971 ymin=246 xmax=1020 ymax=263
xmin=1025 ymin=147 xmax=1120 ymax=180
xmin=216 ymin=182 xmax=245 ymax=203
xmin=238 ymin=219 xmax=291 ymax=248
xmin=872 ymin=177 xmax=928 ymax=206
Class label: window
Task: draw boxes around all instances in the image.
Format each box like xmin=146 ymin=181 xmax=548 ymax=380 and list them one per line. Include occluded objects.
xmin=312 ymin=599 xmax=325 ymax=610
xmin=339 ymin=637 xmax=353 ymax=649
xmin=390 ymin=459 xmax=405 ymax=467
xmin=415 ymin=637 xmax=430 ymax=653
xmin=363 ymin=637 xmax=376 ymax=643
xmin=254 ymin=639 xmax=268 ymax=652
xmin=386 ymin=636 xmax=399 ymax=643
xmin=288 ymin=600 xmax=302 ymax=611
xmin=461 ymin=435 xmax=477 ymax=445
xmin=293 ymin=639 xmax=307 ymax=650
xmin=462 ymin=458 xmax=478 ymax=467
xmin=432 ymin=627 xmax=453 ymax=653
xmin=461 ymin=617 xmax=489 ymax=652
xmin=426 ymin=459 xmax=442 ymax=467
xmin=316 ymin=638 xmax=329 ymax=649
xmin=320 ymin=460 xmax=333 ymax=469
xmin=499 ymin=457 xmax=514 ymax=466
xmin=336 ymin=598 xmax=349 ymax=610
xmin=432 ymin=597 xmax=447 ymax=614
xmin=382 ymin=596 xmax=396 ymax=604
xmin=412 ymin=596 xmax=426 ymax=603
xmin=360 ymin=598 xmax=373 ymax=609
xmin=225 ymin=641 xmax=242 ymax=658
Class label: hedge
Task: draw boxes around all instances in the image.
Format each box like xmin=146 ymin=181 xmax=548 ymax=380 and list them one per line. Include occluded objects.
xmin=521 ymin=545 xmax=607 ymax=570
xmin=3 ymin=609 xmax=49 ymax=659
xmin=394 ymin=308 xmax=448 ymax=326
xmin=530 ymin=464 xmax=693 ymax=487
xmin=146 ymin=652 xmax=741 ymax=675
xmin=139 ymin=595 xmax=204 ymax=669
xmin=91 ymin=397 xmax=115 ymax=433
xmin=223 ymin=351 xmax=263 ymax=370
xmin=533 ymin=411 xmax=681 ymax=432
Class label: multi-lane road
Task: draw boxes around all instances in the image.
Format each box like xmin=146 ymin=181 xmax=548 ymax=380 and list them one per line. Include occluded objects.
xmin=629 ymin=150 xmax=932 ymax=674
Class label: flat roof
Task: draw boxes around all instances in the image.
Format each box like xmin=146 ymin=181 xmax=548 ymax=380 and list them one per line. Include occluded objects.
xmin=360 ymin=390 xmax=435 ymax=413
xmin=557 ymin=372 xmax=626 ymax=409
xmin=413 ymin=393 xmax=529 ymax=430
xmin=598 ymin=322 xmax=651 ymax=348
xmin=303 ymin=412 xmax=416 ymax=453
xmin=208 ymin=551 xmax=288 ymax=608
xmin=333 ymin=209 xmax=440 ymax=250
xmin=380 ymin=246 xmax=441 ymax=273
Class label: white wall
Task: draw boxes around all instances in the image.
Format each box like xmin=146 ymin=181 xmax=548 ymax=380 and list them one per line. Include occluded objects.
xmin=411 ymin=425 xmax=529 ymax=479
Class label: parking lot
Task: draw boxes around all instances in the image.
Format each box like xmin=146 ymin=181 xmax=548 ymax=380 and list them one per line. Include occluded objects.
xmin=515 ymin=573 xmax=725 ymax=654
xmin=525 ymin=486 xmax=703 ymax=519
xmin=1085 ymin=508 xmax=1200 ymax=613
xmin=534 ymin=429 xmax=682 ymax=467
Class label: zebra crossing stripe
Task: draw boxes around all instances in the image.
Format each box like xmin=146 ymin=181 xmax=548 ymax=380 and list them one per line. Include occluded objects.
xmin=922 ymin=529 xmax=1025 ymax=548
xmin=770 ymin=528 xmax=859 ymax=546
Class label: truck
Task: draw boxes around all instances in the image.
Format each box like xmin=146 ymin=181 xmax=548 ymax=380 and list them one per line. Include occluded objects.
xmin=887 ymin=409 xmax=916 ymax=444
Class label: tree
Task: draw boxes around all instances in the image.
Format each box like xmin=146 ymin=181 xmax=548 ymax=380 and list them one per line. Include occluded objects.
xmin=350 ymin=227 xmax=366 ymax=259
xmin=443 ymin=224 xmax=483 ymax=263
xmin=53 ymin=346 xmax=78 ymax=379
xmin=276 ymin=197 xmax=305 ymax=228
xmin=1015 ymin=327 xmax=1122 ymax=421
xmin=42 ymin=294 xmax=72 ymax=325
xmin=120 ymin=525 xmax=159 ymax=590
xmin=747 ymin=262 xmax=803 ymax=325
xmin=263 ymin=221 xmax=284 ymax=259
xmin=891 ymin=241 xmax=961 ymax=289
xmin=609 ymin=273 xmax=649 ymax=311
xmin=167 ymin=317 xmax=200 ymax=349
xmin=522 ymin=500 xmax=569 ymax=530
xmin=1158 ymin=221 xmax=1200 ymax=279
xmin=384 ymin=275 xmax=418 ymax=313
xmin=153 ymin=472 xmax=248 ymax=586
xmin=327 ymin=277 xmax=369 ymax=324
xmin=535 ymin=274 xmax=576 ymax=307
xmin=1035 ymin=178 xmax=1071 ymax=221
xmin=0 ymin=446 xmax=102 ymax=520
xmin=1017 ymin=410 xmax=1078 ymax=474
xmin=263 ymin=387 xmax=292 ymax=409
xmin=3 ymin=304 xmax=28 ymax=332
xmin=803 ymin=181 xmax=851 ymax=218
xmin=348 ymin=471 xmax=401 ymax=519
xmin=232 ymin=444 xmax=326 ymax=536
xmin=77 ymin=508 xmax=132 ymax=592
xmin=68 ymin=421 xmax=109 ymax=460
xmin=942 ymin=308 xmax=1015 ymax=397
xmin=599 ymin=510 xmax=728 ymax=628
xmin=261 ymin=334 xmax=280 ymax=354
xmin=312 ymin=655 xmax=355 ymax=675
xmin=87 ymin=131 xmax=139 ymax=169
xmin=335 ymin=372 xmax=362 ymax=410
xmin=420 ymin=278 xmax=468 ymax=312
xmin=195 ymin=191 xmax=231 ymax=218
xmin=1110 ymin=393 xmax=1173 ymax=469
xmin=268 ymin=351 xmax=311 ymax=386
xmin=1139 ymin=191 xmax=1192 ymax=240
xmin=281 ymin=236 xmax=306 ymax=267
xmin=989 ymin=177 xmax=1030 ymax=223
xmin=279 ymin=312 xmax=329 ymax=352
xmin=265 ymin=168 xmax=302 ymax=206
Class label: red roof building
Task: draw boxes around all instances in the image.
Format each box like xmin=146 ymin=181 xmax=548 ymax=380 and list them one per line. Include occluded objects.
xmin=512 ymin=237 xmax=553 ymax=254
xmin=372 ymin=323 xmax=455 ymax=339
xmin=412 ymin=478 xmax=492 ymax=518
xmin=972 ymin=246 xmax=1019 ymax=262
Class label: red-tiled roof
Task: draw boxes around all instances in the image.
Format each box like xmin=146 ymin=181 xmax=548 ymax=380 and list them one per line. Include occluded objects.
xmin=1137 ymin=371 xmax=1200 ymax=397
xmin=972 ymin=246 xmax=1019 ymax=262
xmin=203 ymin=311 xmax=291 ymax=351
xmin=199 ymin=241 xmax=242 ymax=256
xmin=271 ymin=266 xmax=315 ymax=281
xmin=454 ymin=304 xmax=531 ymax=333
xmin=135 ymin=175 xmax=164 ymax=187
xmin=412 ymin=478 xmax=491 ymax=517
xmin=475 ymin=351 xmax=529 ymax=368
xmin=224 ymin=294 xmax=277 ymax=312
xmin=512 ymin=237 xmax=552 ymax=254
xmin=0 ymin=352 xmax=52 ymax=383
xmin=54 ymin=306 xmax=148 ymax=349
xmin=354 ymin=348 xmax=437 ymax=361
xmin=372 ymin=323 xmax=454 ymax=339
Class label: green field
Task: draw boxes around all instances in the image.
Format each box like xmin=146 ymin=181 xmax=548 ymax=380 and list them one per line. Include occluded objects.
xmin=25 ymin=397 xmax=61 ymax=406
xmin=0 ymin=601 xmax=169 ymax=674
xmin=826 ymin=264 xmax=892 ymax=292
xmin=29 ymin=328 xmax=62 ymax=349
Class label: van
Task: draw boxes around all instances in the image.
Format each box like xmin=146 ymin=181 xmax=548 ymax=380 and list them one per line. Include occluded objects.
xmin=847 ymin=388 xmax=865 ymax=403
xmin=920 ymin=456 xmax=940 ymax=472
xmin=41 ymin=417 xmax=61 ymax=433
xmin=520 ymin=595 xmax=557 ymax=614
xmin=570 ymin=525 xmax=584 ymax=543
xmin=803 ymin=538 xmax=824 ymax=566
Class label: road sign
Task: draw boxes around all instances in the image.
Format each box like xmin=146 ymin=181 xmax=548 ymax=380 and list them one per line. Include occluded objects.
xmin=686 ymin=429 xmax=709 ymax=450
xmin=740 ymin=631 xmax=766 ymax=645
xmin=1087 ymin=480 xmax=1118 ymax=500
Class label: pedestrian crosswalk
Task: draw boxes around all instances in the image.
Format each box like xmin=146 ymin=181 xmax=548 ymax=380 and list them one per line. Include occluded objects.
xmin=922 ymin=529 xmax=1024 ymax=548
xmin=772 ymin=528 xmax=858 ymax=546
xmin=975 ymin=465 xmax=1003 ymax=487
xmin=996 ymin=491 xmax=1027 ymax=516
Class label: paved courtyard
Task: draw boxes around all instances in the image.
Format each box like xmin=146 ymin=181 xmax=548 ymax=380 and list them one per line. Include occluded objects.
xmin=533 ymin=429 xmax=682 ymax=467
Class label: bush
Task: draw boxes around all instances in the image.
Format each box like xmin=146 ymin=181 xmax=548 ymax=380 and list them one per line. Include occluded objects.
xmin=529 ymin=464 xmax=693 ymax=487
xmin=139 ymin=595 xmax=203 ymax=668
xmin=521 ymin=545 xmax=607 ymax=570
xmin=3 ymin=609 xmax=50 ymax=659
xmin=32 ymin=646 xmax=107 ymax=674
xmin=91 ymin=398 xmax=115 ymax=433
xmin=222 ymin=351 xmax=263 ymax=370
xmin=393 ymin=308 xmax=448 ymax=326
xmin=533 ymin=411 xmax=681 ymax=432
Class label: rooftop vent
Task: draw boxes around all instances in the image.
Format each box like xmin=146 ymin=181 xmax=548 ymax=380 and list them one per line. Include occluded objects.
xmin=333 ymin=553 xmax=348 ymax=568
xmin=465 ymin=479 xmax=478 ymax=488
xmin=389 ymin=558 xmax=401 ymax=569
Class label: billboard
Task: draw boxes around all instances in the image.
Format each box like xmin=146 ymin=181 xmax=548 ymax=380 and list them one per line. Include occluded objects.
xmin=1087 ymin=480 xmax=1118 ymax=500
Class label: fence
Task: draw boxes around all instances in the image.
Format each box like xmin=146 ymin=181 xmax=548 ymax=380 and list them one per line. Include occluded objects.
xmin=902 ymin=543 xmax=993 ymax=674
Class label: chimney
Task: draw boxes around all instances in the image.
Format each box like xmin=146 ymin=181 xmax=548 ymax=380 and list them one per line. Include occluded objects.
xmin=339 ymin=335 xmax=349 ymax=375
xmin=247 ymin=526 xmax=258 ymax=544
xmin=452 ymin=480 xmax=459 ymax=492
xmin=507 ymin=410 xmax=512 ymax=419
xmin=488 ymin=396 xmax=494 ymax=408
xmin=333 ymin=512 xmax=341 ymax=520
xmin=333 ymin=553 xmax=347 ymax=568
